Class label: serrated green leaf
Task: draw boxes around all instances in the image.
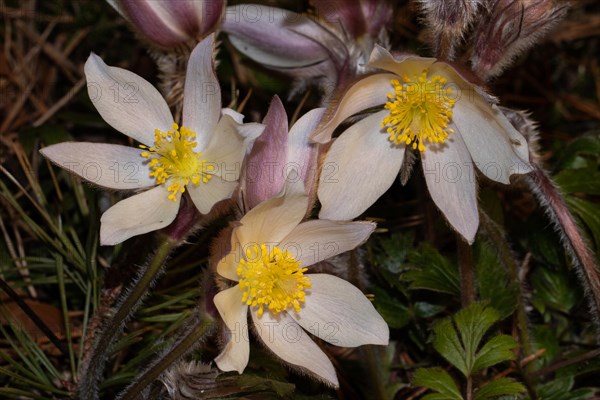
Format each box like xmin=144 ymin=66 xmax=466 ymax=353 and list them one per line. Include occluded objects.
xmin=472 ymin=335 xmax=517 ymax=373
xmin=432 ymin=303 xmax=514 ymax=377
xmin=403 ymin=243 xmax=460 ymax=295
xmin=412 ymin=368 xmax=463 ymax=400
xmin=433 ymin=319 xmax=469 ymax=376
xmin=474 ymin=378 xmax=525 ymax=400
xmin=373 ymin=232 xmax=414 ymax=274
xmin=531 ymin=265 xmax=579 ymax=314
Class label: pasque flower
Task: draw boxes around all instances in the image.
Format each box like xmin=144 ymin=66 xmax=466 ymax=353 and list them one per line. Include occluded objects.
xmin=222 ymin=1 xmax=392 ymax=90
xmin=213 ymin=186 xmax=388 ymax=387
xmin=106 ymin=0 xmax=224 ymax=47
xmin=312 ymin=46 xmax=533 ymax=243
xmin=242 ymin=95 xmax=324 ymax=210
xmin=41 ymin=35 xmax=263 ymax=245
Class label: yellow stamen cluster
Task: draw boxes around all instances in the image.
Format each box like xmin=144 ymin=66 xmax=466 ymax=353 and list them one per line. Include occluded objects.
xmin=141 ymin=123 xmax=214 ymax=201
xmin=381 ymin=70 xmax=456 ymax=152
xmin=237 ymin=244 xmax=311 ymax=318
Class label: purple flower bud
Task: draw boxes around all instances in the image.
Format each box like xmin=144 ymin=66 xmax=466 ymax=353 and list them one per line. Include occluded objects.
xmin=109 ymin=0 xmax=224 ymax=47
xmin=471 ymin=0 xmax=568 ymax=80
xmin=243 ymin=96 xmax=289 ymax=210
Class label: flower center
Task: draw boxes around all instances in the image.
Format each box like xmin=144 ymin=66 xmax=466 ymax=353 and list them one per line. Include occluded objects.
xmin=381 ymin=70 xmax=456 ymax=152
xmin=141 ymin=123 xmax=214 ymax=201
xmin=237 ymin=244 xmax=311 ymax=318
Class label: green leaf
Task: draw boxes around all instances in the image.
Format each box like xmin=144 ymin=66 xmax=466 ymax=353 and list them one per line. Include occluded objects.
xmin=403 ymin=243 xmax=460 ymax=295
xmin=555 ymin=134 xmax=600 ymax=170
xmin=474 ymin=242 xmax=518 ymax=319
xmin=555 ymin=169 xmax=600 ymax=195
xmin=412 ymin=368 xmax=463 ymax=400
xmin=472 ymin=335 xmax=517 ymax=373
xmin=473 ymin=378 xmax=525 ymax=400
xmin=432 ymin=303 xmax=515 ymax=377
xmin=566 ymin=196 xmax=600 ymax=251
xmin=371 ymin=287 xmax=411 ymax=328
xmin=373 ymin=232 xmax=414 ymax=274
xmin=531 ymin=265 xmax=579 ymax=314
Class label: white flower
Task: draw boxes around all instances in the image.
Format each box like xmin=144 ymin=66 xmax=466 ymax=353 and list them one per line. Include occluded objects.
xmin=41 ymin=35 xmax=263 ymax=245
xmin=213 ymin=187 xmax=388 ymax=387
xmin=313 ymin=46 xmax=533 ymax=243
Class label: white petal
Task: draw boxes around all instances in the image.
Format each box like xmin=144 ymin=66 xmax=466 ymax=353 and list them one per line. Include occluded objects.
xmin=452 ymin=102 xmax=533 ymax=184
xmin=291 ymin=274 xmax=388 ymax=347
xmin=237 ymin=122 xmax=266 ymax=142
xmin=40 ymin=142 xmax=155 ymax=189
xmin=214 ymin=286 xmax=250 ymax=374
xmin=100 ymin=185 xmax=179 ymax=245
xmin=221 ymin=107 xmax=244 ymax=124
xmin=216 ymin=228 xmax=244 ymax=282
xmin=182 ymin=35 xmax=221 ymax=151
xmin=368 ymin=45 xmax=436 ymax=76
xmin=84 ymin=53 xmax=173 ymax=147
xmin=279 ymin=220 xmax=375 ymax=268
xmin=311 ymin=73 xmax=397 ymax=143
xmin=421 ymin=133 xmax=479 ymax=243
xmin=203 ymin=116 xmax=246 ymax=180
xmin=318 ymin=111 xmax=404 ymax=220
xmin=187 ymin=179 xmax=238 ymax=215
xmin=251 ymin=309 xmax=339 ymax=388
xmin=287 ymin=108 xmax=325 ymax=187
xmin=236 ymin=185 xmax=308 ymax=248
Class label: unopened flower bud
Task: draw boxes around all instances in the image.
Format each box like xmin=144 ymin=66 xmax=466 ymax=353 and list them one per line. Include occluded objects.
xmin=108 ymin=0 xmax=224 ymax=48
xmin=471 ymin=0 xmax=568 ymax=80
xmin=416 ymin=0 xmax=483 ymax=60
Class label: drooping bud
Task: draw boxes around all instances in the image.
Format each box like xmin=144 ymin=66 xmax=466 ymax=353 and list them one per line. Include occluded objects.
xmin=416 ymin=0 xmax=483 ymax=60
xmin=107 ymin=0 xmax=224 ymax=48
xmin=471 ymin=0 xmax=568 ymax=80
xmin=312 ymin=0 xmax=392 ymax=40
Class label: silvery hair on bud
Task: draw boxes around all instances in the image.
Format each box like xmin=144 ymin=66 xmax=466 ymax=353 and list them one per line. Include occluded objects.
xmin=160 ymin=361 xmax=221 ymax=400
xmin=471 ymin=0 xmax=568 ymax=80
xmin=499 ymin=106 xmax=541 ymax=163
xmin=416 ymin=0 xmax=484 ymax=59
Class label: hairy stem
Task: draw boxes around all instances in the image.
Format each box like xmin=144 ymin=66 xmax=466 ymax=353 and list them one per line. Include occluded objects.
xmin=76 ymin=239 xmax=176 ymax=400
xmin=117 ymin=312 xmax=215 ymax=400
xmin=457 ymin=236 xmax=476 ymax=307
xmin=479 ymin=211 xmax=539 ymax=399
xmin=526 ymin=165 xmax=600 ymax=329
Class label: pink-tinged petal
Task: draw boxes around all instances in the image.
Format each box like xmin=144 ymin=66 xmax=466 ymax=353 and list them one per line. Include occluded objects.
xmin=236 ymin=182 xmax=308 ymax=248
xmin=287 ymin=108 xmax=325 ymax=193
xmin=313 ymin=0 xmax=367 ymax=38
xmin=245 ymin=96 xmax=289 ymax=209
xmin=40 ymin=142 xmax=154 ymax=189
xmin=214 ymin=286 xmax=250 ymax=373
xmin=161 ymin=0 xmax=224 ymax=39
xmin=100 ymin=186 xmax=179 ymax=245
xmin=223 ymin=5 xmax=330 ymax=68
xmin=279 ymin=220 xmax=375 ymax=268
xmin=182 ymin=35 xmax=221 ymax=151
xmin=250 ymin=309 xmax=339 ymax=388
xmin=84 ymin=53 xmax=173 ymax=147
xmin=421 ymin=132 xmax=479 ymax=243
xmin=367 ymin=45 xmax=436 ymax=77
xmin=291 ymin=274 xmax=388 ymax=346
xmin=451 ymin=101 xmax=533 ymax=184
xmin=118 ymin=0 xmax=189 ymax=47
xmin=360 ymin=0 xmax=394 ymax=37
xmin=311 ymin=73 xmax=396 ymax=143
xmin=318 ymin=111 xmax=404 ymax=220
